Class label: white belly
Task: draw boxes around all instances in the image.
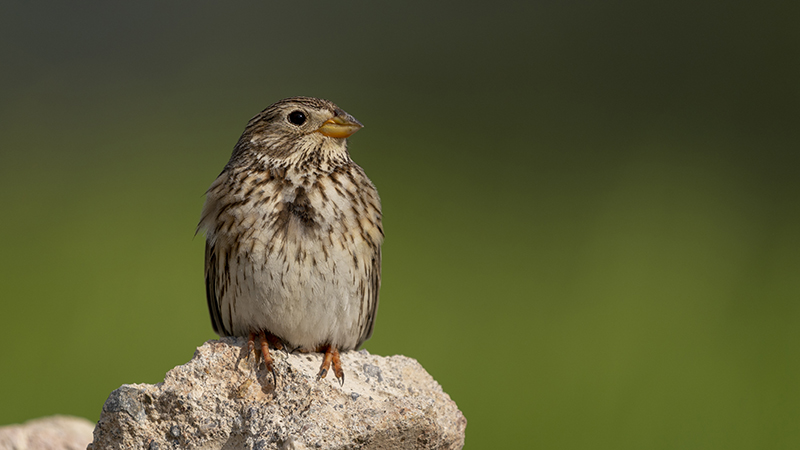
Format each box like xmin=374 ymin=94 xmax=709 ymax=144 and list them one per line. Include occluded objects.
xmin=226 ymin=220 xmax=370 ymax=350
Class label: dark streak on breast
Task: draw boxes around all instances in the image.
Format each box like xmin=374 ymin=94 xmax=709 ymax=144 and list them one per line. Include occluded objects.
xmin=287 ymin=187 xmax=316 ymax=228
xmin=272 ymin=187 xmax=320 ymax=235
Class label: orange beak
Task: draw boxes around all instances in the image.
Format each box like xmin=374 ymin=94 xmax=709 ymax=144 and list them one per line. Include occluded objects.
xmin=316 ymin=109 xmax=363 ymax=138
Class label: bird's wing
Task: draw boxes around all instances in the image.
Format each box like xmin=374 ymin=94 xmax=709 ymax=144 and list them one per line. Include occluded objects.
xmin=205 ymin=239 xmax=227 ymax=336
xmin=358 ymin=246 xmax=381 ymax=347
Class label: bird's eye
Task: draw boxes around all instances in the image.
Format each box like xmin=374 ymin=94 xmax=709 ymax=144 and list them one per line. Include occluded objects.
xmin=287 ymin=110 xmax=307 ymax=125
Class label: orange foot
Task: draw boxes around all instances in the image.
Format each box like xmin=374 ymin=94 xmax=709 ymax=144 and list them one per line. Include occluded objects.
xmin=247 ymin=331 xmax=284 ymax=384
xmin=316 ymin=344 xmax=344 ymax=385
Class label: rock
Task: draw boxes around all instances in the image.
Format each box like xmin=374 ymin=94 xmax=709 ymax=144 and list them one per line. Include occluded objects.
xmin=89 ymin=337 xmax=466 ymax=449
xmin=0 ymin=415 xmax=95 ymax=450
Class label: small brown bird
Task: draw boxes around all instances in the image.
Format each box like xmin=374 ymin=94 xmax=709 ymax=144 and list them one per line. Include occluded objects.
xmin=198 ymin=97 xmax=383 ymax=384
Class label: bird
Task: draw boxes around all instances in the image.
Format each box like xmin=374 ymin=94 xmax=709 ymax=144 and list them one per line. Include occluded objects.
xmin=198 ymin=97 xmax=383 ymax=385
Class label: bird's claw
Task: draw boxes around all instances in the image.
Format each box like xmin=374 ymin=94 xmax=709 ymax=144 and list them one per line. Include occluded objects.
xmin=247 ymin=330 xmax=279 ymax=386
xmin=317 ymin=344 xmax=344 ymax=385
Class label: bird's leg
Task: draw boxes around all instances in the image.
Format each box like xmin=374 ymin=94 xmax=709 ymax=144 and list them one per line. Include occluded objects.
xmin=265 ymin=332 xmax=284 ymax=351
xmin=257 ymin=331 xmax=276 ymax=382
xmin=316 ymin=344 xmax=344 ymax=385
xmin=247 ymin=331 xmax=277 ymax=381
xmin=247 ymin=331 xmax=283 ymax=385
xmin=332 ymin=347 xmax=344 ymax=385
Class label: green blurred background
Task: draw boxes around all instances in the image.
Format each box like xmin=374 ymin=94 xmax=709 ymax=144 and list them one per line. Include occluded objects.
xmin=1 ymin=1 xmax=798 ymax=448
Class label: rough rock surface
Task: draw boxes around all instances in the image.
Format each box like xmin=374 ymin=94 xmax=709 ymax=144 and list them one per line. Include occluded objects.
xmin=0 ymin=415 xmax=95 ymax=450
xmin=90 ymin=337 xmax=466 ymax=449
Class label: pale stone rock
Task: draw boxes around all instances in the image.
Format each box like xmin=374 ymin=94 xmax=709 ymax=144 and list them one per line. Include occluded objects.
xmin=89 ymin=337 xmax=466 ymax=449
xmin=0 ymin=415 xmax=94 ymax=450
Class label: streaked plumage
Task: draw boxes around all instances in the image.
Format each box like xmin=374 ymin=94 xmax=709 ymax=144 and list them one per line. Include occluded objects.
xmin=198 ymin=97 xmax=383 ymax=382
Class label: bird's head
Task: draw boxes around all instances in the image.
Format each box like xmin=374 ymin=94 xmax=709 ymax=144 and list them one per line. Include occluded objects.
xmin=231 ymin=97 xmax=363 ymax=169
